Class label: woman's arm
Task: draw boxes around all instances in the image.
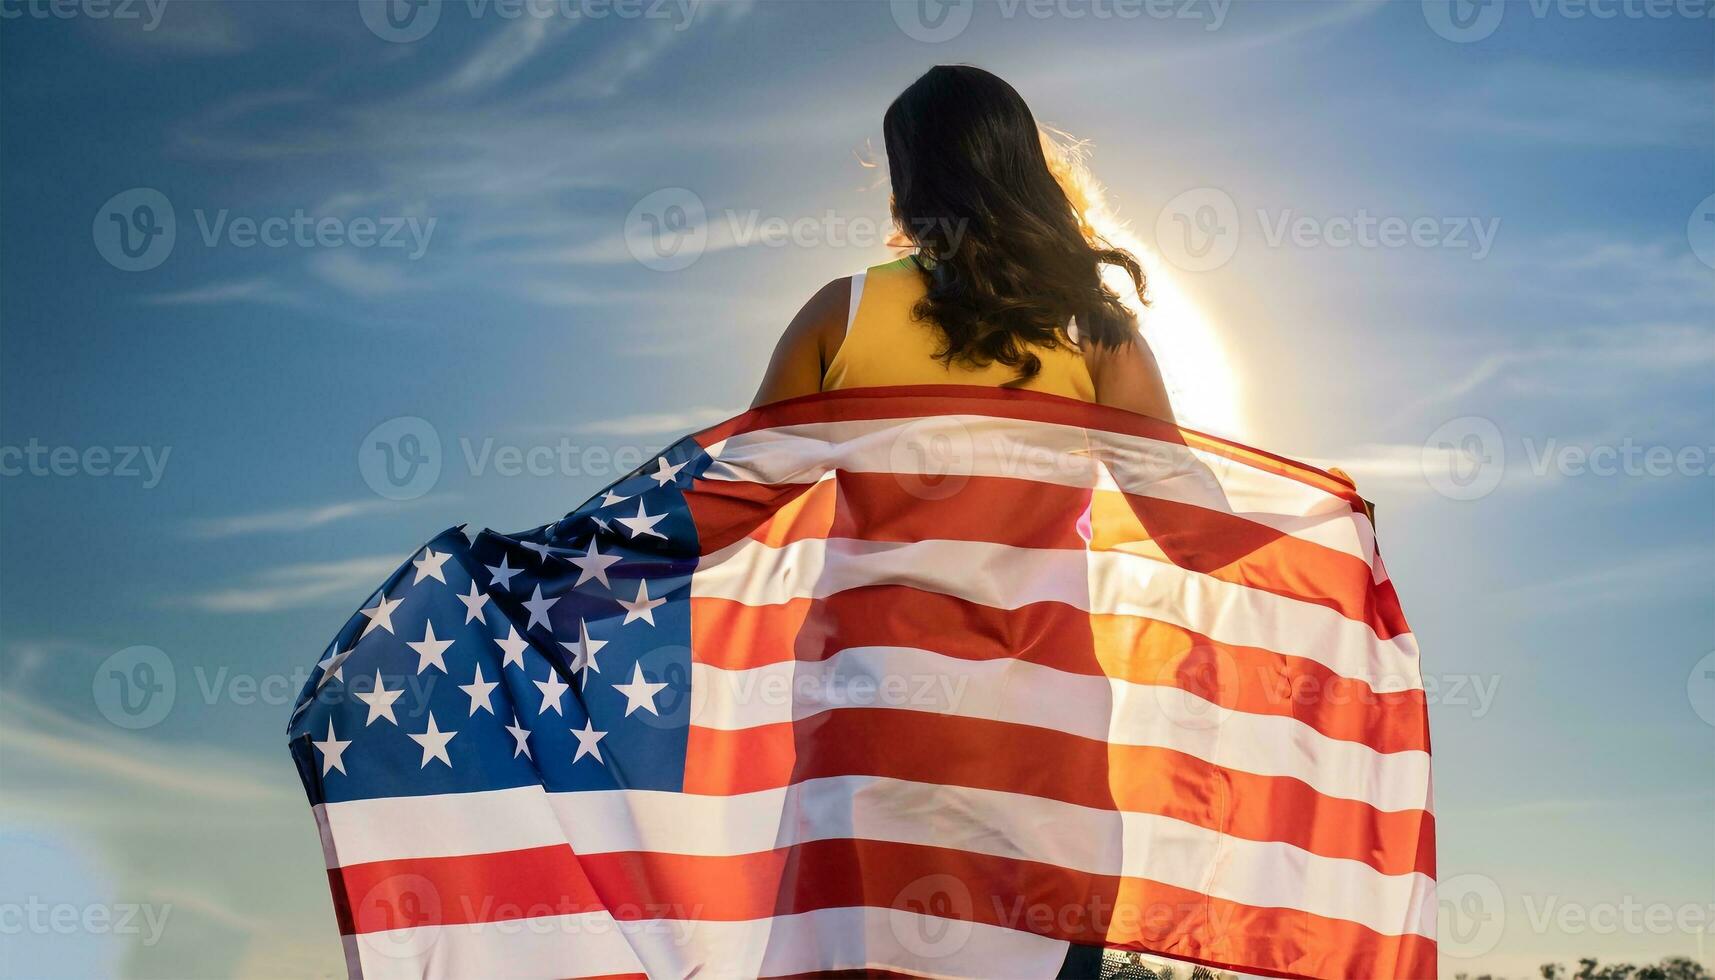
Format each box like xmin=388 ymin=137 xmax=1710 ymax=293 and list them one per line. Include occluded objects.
xmin=751 ymin=277 xmax=851 ymax=408
xmin=1086 ymin=335 xmax=1175 ymax=422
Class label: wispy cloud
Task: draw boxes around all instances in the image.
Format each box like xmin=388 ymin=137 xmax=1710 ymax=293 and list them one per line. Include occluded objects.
xmin=516 ymin=278 xmax=659 ymax=308
xmin=436 ymin=12 xmax=580 ymax=94
xmin=89 ymin=0 xmax=250 ymax=56
xmin=0 ymin=694 xmax=289 ymax=805
xmin=1429 ymin=63 xmax=1707 ymax=147
xmin=306 ymin=251 xmax=415 ymax=297
xmin=183 ymin=498 xmax=436 ymax=539
xmin=1498 ymin=545 xmax=1713 ymax=611
xmin=1304 ymin=441 xmax=1558 ymax=499
xmin=172 ymin=556 xmax=401 ymax=613
xmin=540 ymin=0 xmax=756 ymax=100
xmin=1507 ymin=236 xmax=1715 ymax=320
xmin=138 ymin=277 xmax=297 ymax=307
xmin=568 ymin=405 xmax=740 ymax=436
xmin=1391 ymin=321 xmax=1714 ymax=425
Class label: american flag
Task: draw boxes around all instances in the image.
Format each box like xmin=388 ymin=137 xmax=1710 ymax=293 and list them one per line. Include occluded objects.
xmin=287 ymin=385 xmax=1435 ymax=980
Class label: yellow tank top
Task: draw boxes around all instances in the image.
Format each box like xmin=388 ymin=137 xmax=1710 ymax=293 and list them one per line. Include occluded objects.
xmin=822 ymin=257 xmax=1096 ymax=401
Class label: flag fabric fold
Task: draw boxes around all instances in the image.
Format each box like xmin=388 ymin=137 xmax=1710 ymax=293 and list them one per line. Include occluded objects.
xmin=287 ymin=385 xmax=1435 ymax=980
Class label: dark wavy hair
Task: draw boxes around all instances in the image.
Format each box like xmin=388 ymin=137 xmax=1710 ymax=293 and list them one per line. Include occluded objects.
xmin=883 ymin=65 xmax=1147 ymax=381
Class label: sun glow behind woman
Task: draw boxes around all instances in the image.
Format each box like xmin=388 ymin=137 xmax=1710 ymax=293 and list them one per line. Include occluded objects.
xmin=1045 ymin=132 xmax=1246 ymax=440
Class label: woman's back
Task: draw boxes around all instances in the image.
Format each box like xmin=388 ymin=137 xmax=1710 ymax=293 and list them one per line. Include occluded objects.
xmin=750 ymin=65 xmax=1174 ymax=421
xmin=823 ymin=257 xmax=1096 ymax=401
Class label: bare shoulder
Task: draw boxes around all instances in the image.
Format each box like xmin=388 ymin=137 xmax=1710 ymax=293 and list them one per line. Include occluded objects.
xmin=790 ymin=276 xmax=852 ymax=354
xmin=751 ymin=277 xmax=852 ymax=407
xmin=1083 ymin=334 xmax=1175 ymax=422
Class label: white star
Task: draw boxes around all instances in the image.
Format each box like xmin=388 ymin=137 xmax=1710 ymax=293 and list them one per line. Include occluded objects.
xmin=315 ymin=645 xmax=355 ymax=689
xmin=534 ymin=668 xmax=569 ymax=715
xmin=358 ymin=594 xmax=402 ymax=637
xmin=407 ymin=620 xmax=454 ymax=674
xmin=616 ymin=500 xmax=668 ymax=540
xmin=521 ymin=540 xmax=559 ymax=564
xmin=408 ymin=713 xmax=457 ymax=768
xmin=312 ymin=720 xmax=352 ymax=775
xmin=591 ymin=516 xmax=613 ymax=534
xmin=523 ymin=584 xmax=559 ymax=633
xmin=568 ymin=536 xmax=622 ymax=589
xmin=354 ymin=671 xmax=403 ymax=726
xmin=485 ymin=554 xmax=523 ymax=592
xmin=651 ymin=456 xmax=688 ymax=486
xmin=618 ymin=579 xmax=666 ymax=626
xmin=559 ymin=618 xmax=609 ymax=688
xmin=613 ymin=661 xmax=669 ymax=717
xmin=457 ymin=580 xmax=490 ymax=625
xmin=505 ymin=714 xmax=532 ymax=759
xmin=494 ymin=625 xmax=529 ymax=670
xmin=412 ymin=547 xmax=451 ymax=585
xmin=571 ymin=719 xmax=607 ymax=764
xmin=600 ymin=488 xmax=630 ymax=508
xmin=459 ymin=663 xmax=499 ymax=716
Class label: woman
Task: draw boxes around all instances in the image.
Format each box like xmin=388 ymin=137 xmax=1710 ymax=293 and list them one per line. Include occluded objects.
xmin=753 ymin=64 xmax=1175 ymax=425
xmin=751 ymin=66 xmax=1223 ymax=980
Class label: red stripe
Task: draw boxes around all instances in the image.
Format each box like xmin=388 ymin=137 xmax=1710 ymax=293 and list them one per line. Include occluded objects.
xmin=684 ymin=708 xmax=1434 ymax=878
xmin=690 ymin=590 xmax=1430 ymax=755
xmin=328 ymin=839 xmax=1434 ymax=979
xmin=330 ymin=844 xmax=604 ymax=934
xmin=693 ymin=384 xmax=1369 ymax=513
xmin=685 ymin=473 xmax=1407 ymax=638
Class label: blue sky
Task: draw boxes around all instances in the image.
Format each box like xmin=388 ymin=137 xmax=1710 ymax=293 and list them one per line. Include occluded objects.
xmin=0 ymin=1 xmax=1710 ymax=977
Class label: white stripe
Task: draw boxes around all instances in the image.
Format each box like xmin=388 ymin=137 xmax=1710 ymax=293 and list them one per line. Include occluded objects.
xmin=689 ymin=646 xmax=1431 ymax=812
xmin=351 ymin=905 xmax=1066 ymax=979
xmin=315 ymin=785 xmax=568 ymax=870
xmin=350 ymin=910 xmax=644 ymax=980
xmin=553 ymin=778 xmax=1437 ymax=942
xmin=662 ymin=906 xmax=1067 ymax=980
xmin=318 ymin=778 xmax=1435 ymax=942
xmin=692 ymin=535 xmax=1422 ymax=693
xmin=702 ymin=415 xmax=1377 ymax=572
